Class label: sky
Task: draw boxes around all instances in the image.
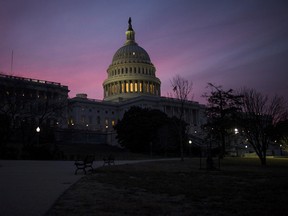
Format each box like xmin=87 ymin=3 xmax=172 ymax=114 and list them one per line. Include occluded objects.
xmin=1 ymin=0 xmax=288 ymax=104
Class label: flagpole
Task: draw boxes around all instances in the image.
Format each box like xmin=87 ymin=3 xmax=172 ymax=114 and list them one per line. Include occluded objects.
xmin=10 ymin=50 xmax=14 ymax=74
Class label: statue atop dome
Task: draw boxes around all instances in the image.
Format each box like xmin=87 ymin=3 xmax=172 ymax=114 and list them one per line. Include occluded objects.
xmin=125 ymin=17 xmax=135 ymax=44
xmin=128 ymin=17 xmax=133 ymax=31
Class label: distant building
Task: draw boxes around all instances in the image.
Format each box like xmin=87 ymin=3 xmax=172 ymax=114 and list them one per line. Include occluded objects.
xmin=0 ymin=73 xmax=69 ymax=129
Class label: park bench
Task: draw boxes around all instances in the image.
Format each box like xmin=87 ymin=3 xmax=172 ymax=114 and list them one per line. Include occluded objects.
xmin=74 ymin=155 xmax=95 ymax=175
xmin=103 ymin=155 xmax=115 ymax=166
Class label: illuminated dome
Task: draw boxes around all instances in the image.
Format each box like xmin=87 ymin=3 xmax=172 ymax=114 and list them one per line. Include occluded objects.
xmin=112 ymin=44 xmax=151 ymax=65
xmin=103 ymin=18 xmax=161 ymax=102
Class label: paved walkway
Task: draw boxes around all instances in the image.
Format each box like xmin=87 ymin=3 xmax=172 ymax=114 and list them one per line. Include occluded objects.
xmin=0 ymin=160 xmax=82 ymax=216
xmin=0 ymin=159 xmax=178 ymax=216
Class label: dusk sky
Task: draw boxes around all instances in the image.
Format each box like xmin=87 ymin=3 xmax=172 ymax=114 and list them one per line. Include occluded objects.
xmin=1 ymin=0 xmax=287 ymax=103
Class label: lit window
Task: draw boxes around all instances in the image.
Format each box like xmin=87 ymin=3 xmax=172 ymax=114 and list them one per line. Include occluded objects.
xmin=150 ymin=84 xmax=153 ymax=93
xmin=121 ymin=83 xmax=125 ymax=93
xmin=126 ymin=83 xmax=129 ymax=92
xmin=130 ymin=83 xmax=133 ymax=92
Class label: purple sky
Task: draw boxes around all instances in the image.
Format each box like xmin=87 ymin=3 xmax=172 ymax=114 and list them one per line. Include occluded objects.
xmin=1 ymin=0 xmax=288 ymax=104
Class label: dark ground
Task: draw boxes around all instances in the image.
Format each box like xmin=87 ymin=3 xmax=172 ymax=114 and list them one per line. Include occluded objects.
xmin=46 ymin=157 xmax=288 ymax=216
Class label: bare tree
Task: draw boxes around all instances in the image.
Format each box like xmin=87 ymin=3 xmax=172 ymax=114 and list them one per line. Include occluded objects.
xmin=239 ymin=88 xmax=288 ymax=165
xmin=275 ymin=120 xmax=288 ymax=153
xmin=170 ymin=75 xmax=193 ymax=161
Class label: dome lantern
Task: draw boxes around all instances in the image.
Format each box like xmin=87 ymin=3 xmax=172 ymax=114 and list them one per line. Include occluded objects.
xmin=125 ymin=17 xmax=136 ymax=45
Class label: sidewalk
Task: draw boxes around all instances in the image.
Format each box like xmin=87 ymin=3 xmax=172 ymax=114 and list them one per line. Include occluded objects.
xmin=0 ymin=158 xmax=179 ymax=216
xmin=0 ymin=160 xmax=82 ymax=216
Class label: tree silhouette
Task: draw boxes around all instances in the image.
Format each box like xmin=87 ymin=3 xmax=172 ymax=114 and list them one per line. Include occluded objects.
xmin=239 ymin=88 xmax=287 ymax=165
xmin=203 ymin=83 xmax=243 ymax=157
xmin=114 ymin=106 xmax=181 ymax=154
xmin=170 ymin=75 xmax=193 ymax=161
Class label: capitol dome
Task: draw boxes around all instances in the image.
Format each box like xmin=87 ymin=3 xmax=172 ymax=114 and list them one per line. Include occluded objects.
xmin=112 ymin=44 xmax=151 ymax=65
xmin=103 ymin=18 xmax=161 ymax=102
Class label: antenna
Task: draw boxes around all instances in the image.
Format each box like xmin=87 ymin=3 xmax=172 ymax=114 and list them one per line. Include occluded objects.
xmin=10 ymin=50 xmax=14 ymax=75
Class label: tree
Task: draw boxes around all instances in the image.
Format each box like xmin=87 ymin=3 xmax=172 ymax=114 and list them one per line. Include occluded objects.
xmin=170 ymin=75 xmax=193 ymax=161
xmin=275 ymin=120 xmax=288 ymax=152
xmin=203 ymin=83 xmax=243 ymax=157
xmin=114 ymin=107 xmax=170 ymax=153
xmin=239 ymin=88 xmax=288 ymax=165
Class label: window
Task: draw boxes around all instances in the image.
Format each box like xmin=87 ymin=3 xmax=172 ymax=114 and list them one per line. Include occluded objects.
xmin=130 ymin=82 xmax=134 ymax=92
xmin=134 ymin=82 xmax=138 ymax=92
xmin=121 ymin=83 xmax=125 ymax=93
xmin=81 ymin=115 xmax=85 ymax=124
xmin=126 ymin=82 xmax=129 ymax=92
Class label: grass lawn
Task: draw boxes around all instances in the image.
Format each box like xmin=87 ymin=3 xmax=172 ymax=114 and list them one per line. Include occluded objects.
xmin=46 ymin=157 xmax=288 ymax=216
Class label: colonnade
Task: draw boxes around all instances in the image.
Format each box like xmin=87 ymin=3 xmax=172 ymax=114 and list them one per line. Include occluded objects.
xmin=104 ymin=80 xmax=160 ymax=97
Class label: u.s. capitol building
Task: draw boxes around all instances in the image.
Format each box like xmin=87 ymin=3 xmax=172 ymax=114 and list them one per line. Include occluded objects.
xmin=67 ymin=18 xmax=206 ymax=145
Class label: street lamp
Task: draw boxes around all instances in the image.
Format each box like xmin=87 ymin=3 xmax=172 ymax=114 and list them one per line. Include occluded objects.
xmin=36 ymin=126 xmax=40 ymax=146
xmin=189 ymin=140 xmax=192 ymax=156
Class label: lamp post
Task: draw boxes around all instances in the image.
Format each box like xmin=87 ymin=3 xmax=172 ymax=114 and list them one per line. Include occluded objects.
xmin=189 ymin=140 xmax=192 ymax=156
xmin=36 ymin=126 xmax=40 ymax=146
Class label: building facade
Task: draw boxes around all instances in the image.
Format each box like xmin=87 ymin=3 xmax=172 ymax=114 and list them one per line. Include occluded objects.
xmin=0 ymin=73 xmax=69 ymax=128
